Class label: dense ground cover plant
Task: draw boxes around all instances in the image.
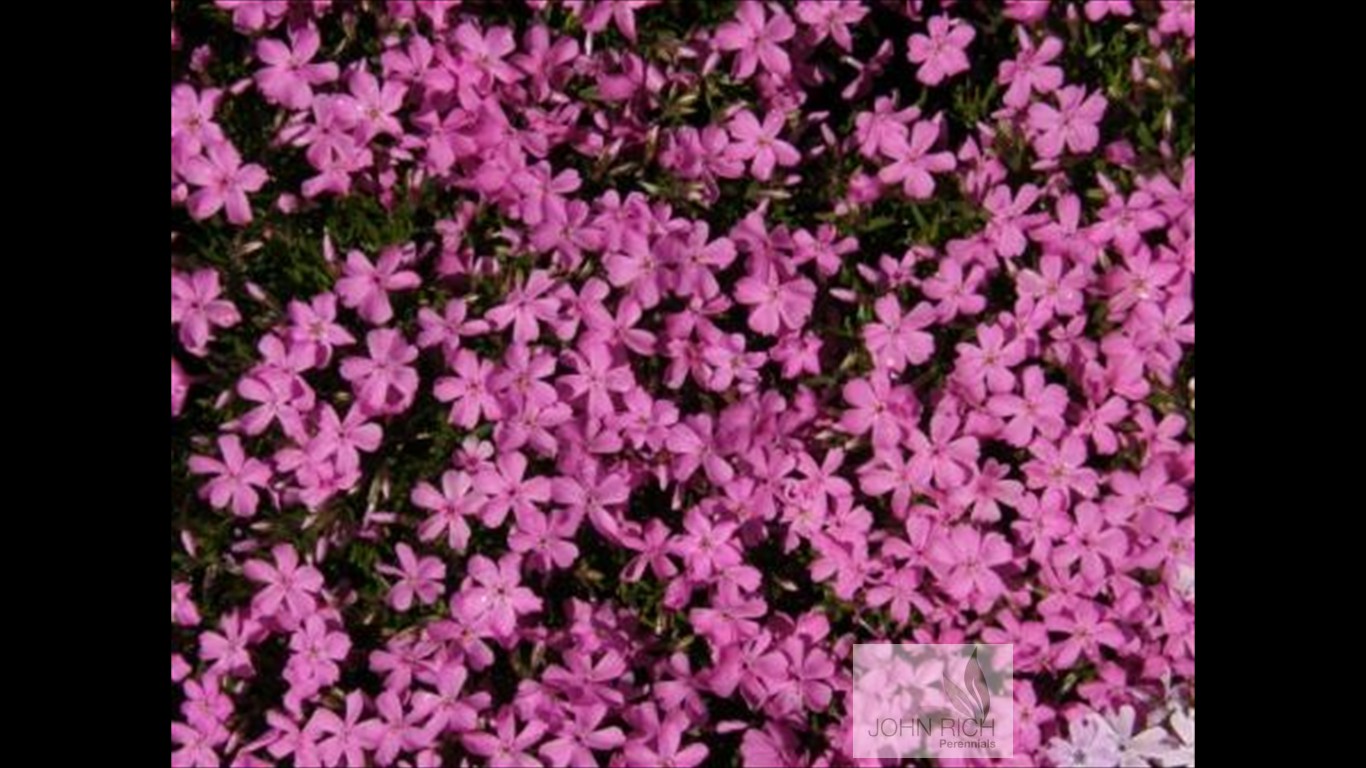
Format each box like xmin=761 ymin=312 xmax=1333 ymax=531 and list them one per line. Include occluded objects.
xmin=171 ymin=1 xmax=1195 ymax=765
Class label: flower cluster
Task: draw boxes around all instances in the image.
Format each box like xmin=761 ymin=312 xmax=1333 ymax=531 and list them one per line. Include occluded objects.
xmin=172 ymin=1 xmax=1194 ymax=766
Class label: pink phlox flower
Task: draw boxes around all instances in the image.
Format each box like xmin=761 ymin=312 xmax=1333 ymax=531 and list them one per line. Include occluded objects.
xmin=474 ymin=450 xmax=553 ymax=528
xmin=172 ymin=269 xmax=241 ymax=356
xmin=1028 ymin=86 xmax=1108 ymax=158
xmin=413 ymin=469 xmax=484 ymax=552
xmin=863 ymin=294 xmax=936 ymax=373
xmin=877 ymin=117 xmax=957 ymax=199
xmin=189 ymin=435 xmax=272 ymax=518
xmin=378 ymin=543 xmax=447 ymax=612
xmin=907 ymin=15 xmax=975 ymax=86
xmin=714 ymin=1 xmax=796 ymax=79
xmin=339 ymin=328 xmax=420 ymax=416
xmin=998 ymin=29 xmax=1064 ymax=108
xmin=460 ymin=554 xmax=543 ymax=638
xmin=181 ymin=140 xmax=268 ymax=225
xmin=243 ymin=544 xmax=324 ymax=626
xmin=726 ymin=109 xmax=800 ymax=182
xmin=335 ymin=247 xmax=421 ymax=326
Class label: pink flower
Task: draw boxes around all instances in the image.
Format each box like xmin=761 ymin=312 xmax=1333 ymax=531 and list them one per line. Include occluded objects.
xmin=714 ymin=1 xmax=796 ymax=79
xmin=181 ymin=140 xmax=267 ymax=224
xmin=416 ymin=299 xmax=487 ymax=359
xmin=734 ymin=265 xmax=816 ymax=335
xmin=623 ymin=712 xmax=709 ymax=768
xmin=486 ymin=270 xmax=561 ymax=344
xmin=560 ymin=342 xmax=635 ymax=418
xmin=171 ymin=269 xmax=241 ymax=356
xmin=1107 ymin=463 xmax=1188 ymax=532
xmin=473 ymin=450 xmax=552 ymax=528
xmin=434 ymin=350 xmax=504 ymax=428
xmin=236 ymin=368 xmax=315 ymax=438
xmin=189 ymin=435 xmax=272 ymax=518
xmin=1047 ymin=603 xmax=1126 ymax=668
xmin=287 ymin=294 xmax=356 ymax=368
xmin=726 ymin=110 xmax=800 ymax=182
xmin=460 ymin=554 xmax=543 ymax=637
xmin=956 ymin=322 xmax=1026 ymax=395
xmin=287 ymin=614 xmax=351 ymax=689
xmin=927 ymin=525 xmax=1012 ymax=606
xmin=795 ymin=0 xmax=868 ymax=52
xmin=378 ymin=543 xmax=447 ymax=612
xmin=1052 ymin=502 xmax=1128 ymax=584
xmin=339 ymin=329 xmax=419 ymax=416
xmin=463 ymin=708 xmax=546 ymax=768
xmin=863 ymin=295 xmax=936 ymax=372
xmin=538 ymin=703 xmax=626 ymax=768
xmin=998 ymin=29 xmax=1064 ymax=108
xmin=307 ymin=691 xmax=379 ymax=768
xmin=508 ymin=507 xmax=581 ymax=573
xmin=199 ymin=611 xmax=261 ymax=677
xmin=254 ymin=23 xmax=339 ymax=110
xmin=989 ymin=366 xmax=1069 ymax=446
xmin=877 ymin=119 xmax=957 ymax=199
xmin=454 ymin=22 xmax=519 ymax=88
xmin=581 ymin=0 xmax=656 ymax=43
xmin=171 ymin=357 xmax=190 ymax=417
xmin=335 ymin=248 xmax=421 ymax=326
xmin=1028 ymin=86 xmax=1108 ymax=158
xmin=840 ymin=372 xmax=915 ymax=448
xmin=907 ymin=16 xmax=975 ymax=86
xmin=907 ymin=410 xmax=980 ymax=491
xmin=243 ymin=544 xmax=324 ymax=624
xmin=413 ymin=470 xmax=485 ymax=552
xmin=1086 ymin=1 xmax=1135 ymax=21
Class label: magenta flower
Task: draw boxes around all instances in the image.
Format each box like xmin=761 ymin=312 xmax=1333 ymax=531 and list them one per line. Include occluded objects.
xmin=287 ymin=294 xmax=356 ymax=368
xmin=434 ymin=350 xmax=504 ymax=428
xmin=189 ymin=435 xmax=271 ymax=518
xmin=1052 ymin=502 xmax=1128 ymax=584
xmin=714 ymin=1 xmax=796 ymax=79
xmin=1048 ymin=603 xmax=1126 ymax=668
xmin=734 ymin=265 xmax=816 ymax=336
xmin=989 ymin=366 xmax=1070 ymax=446
xmin=473 ymin=450 xmax=553 ymax=528
xmin=236 ymin=368 xmax=315 ymax=439
xmin=307 ymin=691 xmax=378 ymax=768
xmin=171 ymin=357 xmax=190 ymax=417
xmin=877 ymin=118 xmax=957 ymax=199
xmin=287 ymin=614 xmax=351 ymax=689
xmin=999 ymin=30 xmax=1064 ymax=108
xmin=863 ymin=295 xmax=936 ymax=372
xmin=907 ymin=16 xmax=975 ymax=86
xmin=171 ymin=269 xmax=241 ymax=356
xmin=928 ymin=525 xmax=1013 ymax=606
xmin=726 ymin=110 xmax=800 ymax=182
xmin=242 ymin=544 xmax=324 ymax=625
xmin=460 ymin=554 xmax=543 ymax=638
xmin=1108 ymin=463 xmax=1188 ymax=532
xmin=1028 ymin=86 xmax=1109 ymax=158
xmin=254 ymin=23 xmax=339 ymax=110
xmin=560 ymin=342 xmax=635 ymax=418
xmin=623 ymin=712 xmax=709 ymax=768
xmin=339 ymin=329 xmax=419 ymax=416
xmin=335 ymin=248 xmax=421 ymax=326
xmin=181 ymin=140 xmax=267 ymax=225
xmin=413 ymin=470 xmax=485 ymax=552
xmin=487 ymin=270 xmax=562 ymax=344
xmin=378 ymin=543 xmax=447 ymax=612
xmin=463 ymin=708 xmax=546 ymax=768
